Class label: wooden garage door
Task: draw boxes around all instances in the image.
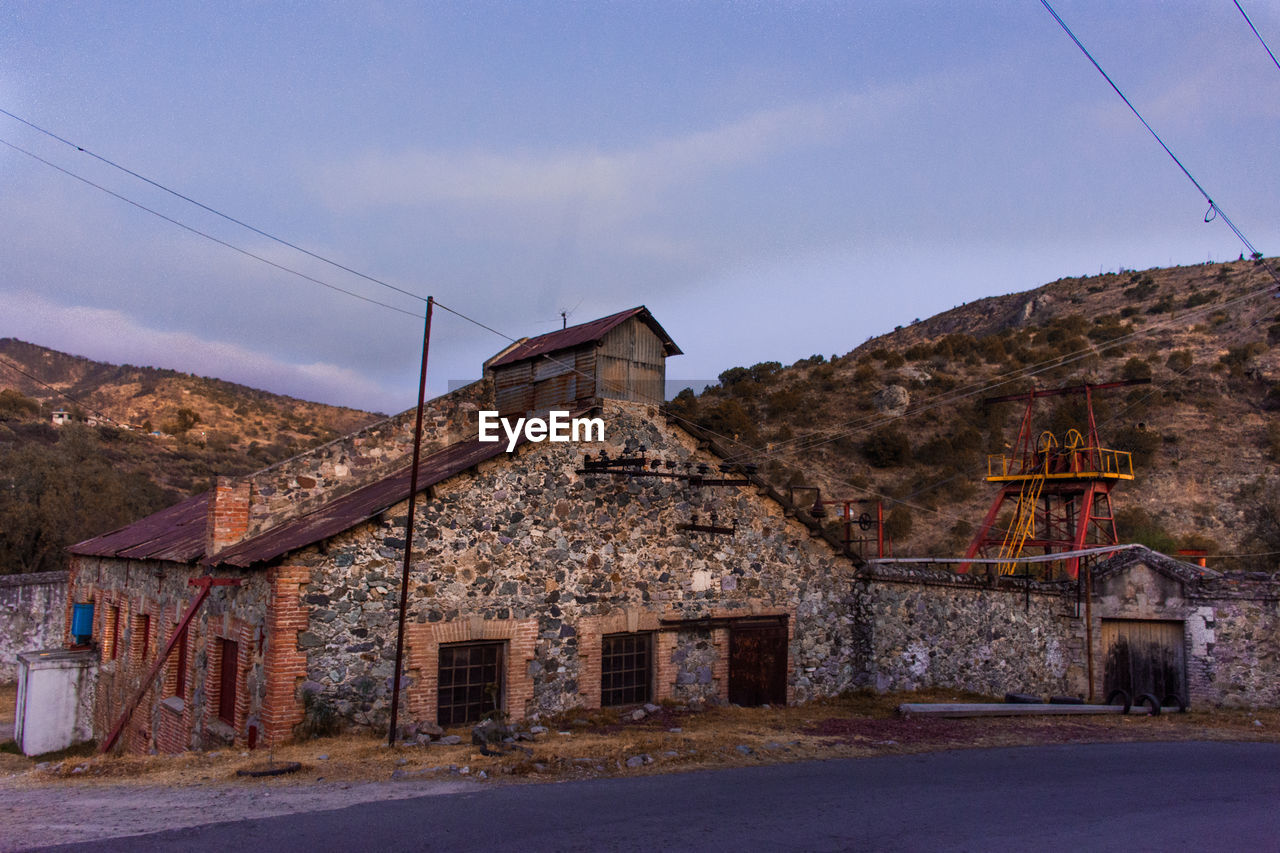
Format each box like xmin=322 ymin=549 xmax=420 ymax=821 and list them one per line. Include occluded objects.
xmin=728 ymin=618 xmax=788 ymax=707
xmin=1102 ymin=619 xmax=1186 ymax=704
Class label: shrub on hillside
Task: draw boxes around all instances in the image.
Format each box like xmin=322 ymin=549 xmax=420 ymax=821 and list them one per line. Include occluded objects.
xmin=862 ymin=425 xmax=911 ymax=468
xmin=1166 ymin=350 xmax=1193 ymax=372
xmin=1114 ymin=506 xmax=1178 ymax=554
xmin=1121 ymin=357 xmax=1153 ymax=382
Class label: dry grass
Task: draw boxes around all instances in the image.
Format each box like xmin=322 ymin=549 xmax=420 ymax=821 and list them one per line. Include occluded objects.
xmin=6 ymin=690 xmax=1280 ymax=790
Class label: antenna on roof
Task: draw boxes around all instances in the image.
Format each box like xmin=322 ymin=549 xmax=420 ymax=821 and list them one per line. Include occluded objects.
xmin=558 ymin=297 xmax=584 ymax=329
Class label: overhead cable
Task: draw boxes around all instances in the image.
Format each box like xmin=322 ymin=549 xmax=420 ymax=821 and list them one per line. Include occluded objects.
xmin=0 ymin=107 xmax=429 ymax=305
xmin=1038 ymin=0 xmax=1280 ymax=291
xmin=0 ymin=137 xmax=423 ymax=320
xmin=1233 ymin=0 xmax=1280 ymax=74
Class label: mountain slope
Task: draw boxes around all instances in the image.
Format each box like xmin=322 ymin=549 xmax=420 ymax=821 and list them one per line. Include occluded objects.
xmin=674 ymin=258 xmax=1280 ymax=570
xmin=0 ymin=340 xmax=380 ymax=574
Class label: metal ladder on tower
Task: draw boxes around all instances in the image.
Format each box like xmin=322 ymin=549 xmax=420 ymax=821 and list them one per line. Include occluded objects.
xmin=996 ymin=432 xmax=1056 ymax=575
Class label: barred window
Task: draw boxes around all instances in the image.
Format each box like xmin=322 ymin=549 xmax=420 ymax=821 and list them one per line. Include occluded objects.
xmin=601 ymin=632 xmax=652 ymax=706
xmin=438 ymin=641 xmax=504 ymax=726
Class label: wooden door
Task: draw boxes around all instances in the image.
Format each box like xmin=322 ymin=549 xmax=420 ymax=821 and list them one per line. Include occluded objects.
xmin=1102 ymin=619 xmax=1186 ymax=704
xmin=728 ymin=619 xmax=788 ymax=706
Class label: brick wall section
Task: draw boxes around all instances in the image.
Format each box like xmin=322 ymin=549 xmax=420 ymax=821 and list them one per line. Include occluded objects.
xmin=206 ymin=476 xmax=251 ymax=556
xmin=261 ymin=565 xmax=310 ymax=745
xmin=403 ymin=617 xmax=538 ymax=725
xmin=68 ymin=555 xmax=270 ymax=754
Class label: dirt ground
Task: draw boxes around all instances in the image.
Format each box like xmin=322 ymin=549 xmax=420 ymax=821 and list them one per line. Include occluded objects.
xmin=3 ymin=687 xmax=1279 ymax=850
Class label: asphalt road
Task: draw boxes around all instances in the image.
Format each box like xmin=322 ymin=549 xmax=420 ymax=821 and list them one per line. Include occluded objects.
xmin=38 ymin=741 xmax=1280 ymax=852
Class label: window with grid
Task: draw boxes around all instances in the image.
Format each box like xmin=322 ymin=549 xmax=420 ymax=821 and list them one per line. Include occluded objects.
xmin=217 ymin=638 xmax=239 ymax=725
xmin=601 ymin=632 xmax=652 ymax=706
xmin=437 ymin=641 xmax=504 ymax=726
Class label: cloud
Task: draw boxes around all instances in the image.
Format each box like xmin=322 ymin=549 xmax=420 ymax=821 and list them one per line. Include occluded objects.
xmin=0 ymin=291 xmax=407 ymax=413
xmin=310 ymin=89 xmax=891 ymax=216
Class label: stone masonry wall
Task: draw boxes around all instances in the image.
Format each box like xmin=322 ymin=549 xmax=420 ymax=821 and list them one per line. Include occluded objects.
xmin=244 ymin=379 xmax=491 ymax=536
xmin=287 ymin=400 xmax=859 ymax=729
xmin=1187 ymin=591 xmax=1280 ymax=707
xmin=852 ymin=566 xmax=1085 ymax=698
xmin=0 ymin=571 xmax=68 ymax=683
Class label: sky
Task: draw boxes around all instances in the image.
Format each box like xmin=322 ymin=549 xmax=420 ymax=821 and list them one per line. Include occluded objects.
xmin=1 ymin=1 xmax=1278 ymax=415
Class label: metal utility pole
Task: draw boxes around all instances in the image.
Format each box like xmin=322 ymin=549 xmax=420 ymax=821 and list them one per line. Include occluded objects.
xmin=388 ymin=296 xmax=433 ymax=746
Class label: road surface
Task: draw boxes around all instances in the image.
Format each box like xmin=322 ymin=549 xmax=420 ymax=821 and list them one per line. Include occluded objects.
xmin=33 ymin=741 xmax=1280 ymax=851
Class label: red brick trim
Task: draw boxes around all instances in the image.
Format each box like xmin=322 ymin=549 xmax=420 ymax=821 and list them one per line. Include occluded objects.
xmin=404 ymin=617 xmax=538 ymax=725
xmin=206 ymin=476 xmax=251 ymax=556
xmin=205 ymin=616 xmax=255 ymax=747
xmin=262 ymin=565 xmax=310 ymax=746
xmin=578 ymin=610 xmax=664 ymax=709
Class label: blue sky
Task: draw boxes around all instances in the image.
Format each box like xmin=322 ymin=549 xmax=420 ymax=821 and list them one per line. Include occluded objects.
xmin=2 ymin=2 xmax=1277 ymax=414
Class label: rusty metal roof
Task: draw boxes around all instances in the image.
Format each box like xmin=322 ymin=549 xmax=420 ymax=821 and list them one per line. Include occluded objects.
xmin=68 ymin=491 xmax=211 ymax=563
xmin=206 ymin=436 xmax=518 ymax=569
xmin=486 ymin=306 xmax=681 ymax=368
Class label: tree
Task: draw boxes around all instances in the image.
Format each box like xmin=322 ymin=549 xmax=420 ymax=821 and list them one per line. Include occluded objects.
xmin=0 ymin=426 xmax=171 ymax=574
xmin=0 ymin=389 xmax=40 ymax=420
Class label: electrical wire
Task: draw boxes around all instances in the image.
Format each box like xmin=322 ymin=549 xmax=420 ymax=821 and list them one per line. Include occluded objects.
xmin=1234 ymin=0 xmax=1280 ymax=74
xmin=0 ymin=107 xmax=429 ymax=306
xmin=1038 ymin=0 xmax=1280 ymax=291
xmin=0 ymin=355 xmax=193 ymax=461
xmin=0 ymin=137 xmax=423 ymax=320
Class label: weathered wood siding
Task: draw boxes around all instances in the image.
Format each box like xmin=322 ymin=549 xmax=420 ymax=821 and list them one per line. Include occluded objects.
xmin=597 ymin=317 xmax=666 ymax=404
xmin=495 ymin=345 xmax=596 ymax=415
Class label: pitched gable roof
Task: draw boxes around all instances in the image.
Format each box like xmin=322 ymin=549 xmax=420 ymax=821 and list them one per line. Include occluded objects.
xmin=69 ymin=492 xmax=212 ymax=563
xmin=486 ymin=306 xmax=681 ymax=369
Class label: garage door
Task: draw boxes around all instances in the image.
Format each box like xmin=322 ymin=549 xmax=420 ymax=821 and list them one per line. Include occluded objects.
xmin=1102 ymin=619 xmax=1186 ymax=705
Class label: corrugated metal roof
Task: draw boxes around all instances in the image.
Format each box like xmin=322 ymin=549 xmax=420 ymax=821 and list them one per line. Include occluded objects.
xmin=486 ymin=306 xmax=681 ymax=368
xmin=206 ymin=435 xmax=520 ymax=568
xmin=68 ymin=492 xmax=211 ymax=563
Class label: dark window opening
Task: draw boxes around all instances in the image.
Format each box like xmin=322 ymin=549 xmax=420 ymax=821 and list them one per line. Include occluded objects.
xmin=171 ymin=626 xmax=188 ymax=699
xmin=601 ymin=632 xmax=652 ymax=706
xmin=438 ymin=641 xmax=504 ymax=726
xmin=108 ymin=605 xmax=120 ymax=659
xmin=134 ymin=615 xmax=150 ymax=664
xmin=218 ymin=638 xmax=239 ymax=725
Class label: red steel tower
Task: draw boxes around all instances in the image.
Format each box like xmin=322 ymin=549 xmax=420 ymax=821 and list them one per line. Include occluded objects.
xmin=960 ymin=379 xmax=1149 ymax=579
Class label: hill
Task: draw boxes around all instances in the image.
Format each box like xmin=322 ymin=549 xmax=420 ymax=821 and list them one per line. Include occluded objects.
xmin=672 ymin=258 xmax=1280 ymax=572
xmin=0 ymin=340 xmax=380 ymax=574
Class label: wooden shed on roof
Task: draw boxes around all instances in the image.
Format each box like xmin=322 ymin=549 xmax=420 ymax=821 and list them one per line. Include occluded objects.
xmin=484 ymin=305 xmax=681 ymax=416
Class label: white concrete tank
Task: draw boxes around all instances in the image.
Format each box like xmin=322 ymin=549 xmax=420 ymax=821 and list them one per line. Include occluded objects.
xmin=14 ymin=648 xmax=97 ymax=756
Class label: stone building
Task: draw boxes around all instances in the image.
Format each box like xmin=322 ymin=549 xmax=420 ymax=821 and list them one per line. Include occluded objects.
xmin=65 ymin=307 xmax=860 ymax=753
xmin=58 ymin=306 xmax=1280 ymax=756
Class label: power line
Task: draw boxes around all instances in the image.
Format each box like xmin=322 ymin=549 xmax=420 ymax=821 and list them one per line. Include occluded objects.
xmin=0 ymin=137 xmax=423 ymax=320
xmin=0 ymin=107 xmax=429 ymax=306
xmin=1234 ymin=0 xmax=1280 ymax=74
xmin=1038 ymin=0 xmax=1280 ymax=291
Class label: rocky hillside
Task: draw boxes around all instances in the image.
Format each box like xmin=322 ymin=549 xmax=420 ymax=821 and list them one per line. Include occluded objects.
xmin=0 ymin=341 xmax=380 ymax=574
xmin=672 ymin=258 xmax=1280 ymax=571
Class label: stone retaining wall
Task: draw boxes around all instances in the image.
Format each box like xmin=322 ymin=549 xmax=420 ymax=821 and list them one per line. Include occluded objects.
xmin=852 ymin=565 xmax=1085 ymax=698
xmin=0 ymin=571 xmax=68 ymax=683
